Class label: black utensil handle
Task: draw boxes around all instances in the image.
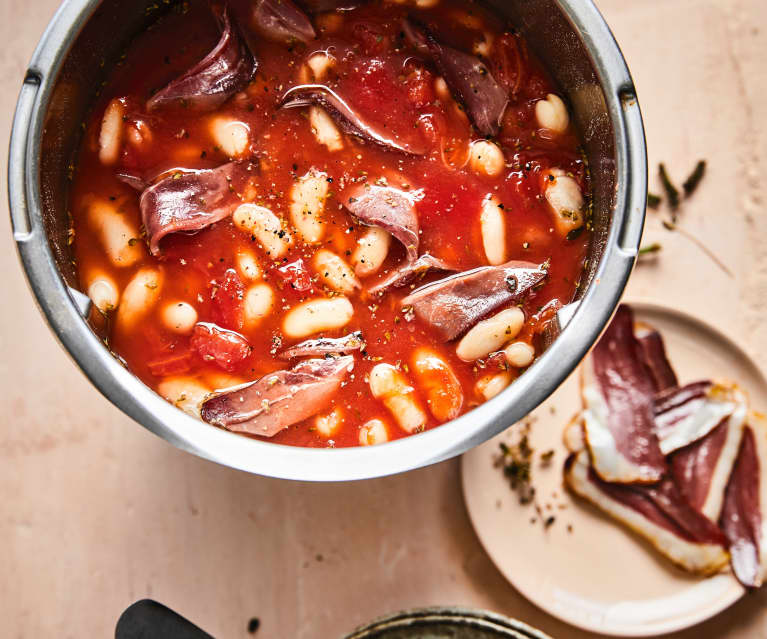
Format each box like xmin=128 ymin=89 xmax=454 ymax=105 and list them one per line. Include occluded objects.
xmin=115 ymin=599 xmax=215 ymax=639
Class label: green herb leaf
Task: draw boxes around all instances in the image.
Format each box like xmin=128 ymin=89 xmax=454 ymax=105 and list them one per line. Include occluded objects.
xmin=682 ymin=160 xmax=706 ymax=196
xmin=638 ymin=242 xmax=662 ymax=257
xmin=659 ymin=163 xmax=680 ymax=212
xmin=647 ymin=193 xmax=661 ymax=209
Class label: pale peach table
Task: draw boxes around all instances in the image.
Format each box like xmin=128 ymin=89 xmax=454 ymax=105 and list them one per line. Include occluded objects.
xmin=1 ymin=1 xmax=766 ymax=637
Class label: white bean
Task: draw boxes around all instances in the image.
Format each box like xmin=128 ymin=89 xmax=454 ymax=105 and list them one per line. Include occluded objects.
xmin=315 ymin=406 xmax=343 ymax=437
xmin=543 ymin=168 xmax=585 ymax=236
xmin=116 ymin=268 xmax=162 ymax=329
xmin=412 ymin=347 xmax=463 ymax=421
xmin=309 ymin=106 xmax=344 ymax=152
xmin=282 ymin=296 xmax=353 ymax=338
xmin=434 ymin=76 xmax=451 ymax=101
xmin=161 ymin=302 xmax=198 ymax=334
xmin=126 ymin=118 xmax=152 ymax=149
xmin=415 ymin=0 xmax=439 ymax=7
xmin=475 ymin=371 xmax=512 ymax=400
xmin=352 ymin=227 xmax=391 ymax=277
xmin=98 ymin=98 xmax=125 ymax=166
xmin=210 ymin=117 xmax=250 ymax=158
xmin=289 ymin=170 xmax=330 ymax=243
xmin=236 ymin=250 xmax=262 ymax=280
xmin=307 ymin=52 xmax=335 ymax=80
xmin=504 ymin=341 xmax=535 ymax=368
xmin=205 ymin=372 xmax=247 ymax=390
xmin=469 ymin=140 xmax=504 ymax=177
xmin=243 ymin=283 xmax=274 ymax=328
xmin=472 ymin=33 xmax=493 ymax=57
xmin=535 ymin=93 xmax=569 ymax=133
xmin=88 ymin=199 xmax=142 ymax=267
xmin=480 ymin=194 xmax=506 ymax=265
xmin=456 ymin=307 xmax=524 ymax=361
xmin=369 ymin=363 xmax=427 ymax=433
xmin=297 ymin=64 xmax=312 ymax=84
xmin=233 ymin=203 xmax=293 ymax=258
xmin=359 ymin=418 xmax=389 ymax=445
xmin=157 ymin=377 xmax=210 ymax=418
xmin=86 ymin=274 xmax=119 ymax=313
xmin=313 ymin=249 xmax=361 ymax=295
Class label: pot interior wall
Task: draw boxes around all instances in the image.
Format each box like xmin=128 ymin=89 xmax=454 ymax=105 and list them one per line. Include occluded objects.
xmin=38 ymin=0 xmax=615 ymax=300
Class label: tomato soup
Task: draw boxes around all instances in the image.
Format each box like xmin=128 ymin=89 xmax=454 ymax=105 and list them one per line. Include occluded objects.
xmin=69 ymin=0 xmax=590 ymax=447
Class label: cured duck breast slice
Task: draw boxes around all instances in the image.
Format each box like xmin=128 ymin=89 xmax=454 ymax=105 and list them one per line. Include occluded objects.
xmin=200 ymin=356 xmax=353 ymax=437
xmin=670 ymin=400 xmax=747 ymax=521
xmin=280 ymin=85 xmax=428 ymax=156
xmin=278 ymin=332 xmax=364 ymax=360
xmin=400 ymin=260 xmax=547 ymax=342
xmin=636 ymin=325 xmax=678 ymax=392
xmin=565 ymin=450 xmax=730 ymax=575
xmin=720 ymin=415 xmax=767 ymax=588
xmin=147 ymin=6 xmax=256 ymax=112
xmin=252 ymin=0 xmax=316 ymax=43
xmin=343 ymin=184 xmax=421 ymax=261
xmin=655 ymin=381 xmax=746 ymax=455
xmin=403 ymin=18 xmax=508 ymax=137
xmin=368 ymin=254 xmax=454 ymax=295
xmin=581 ymin=305 xmax=666 ymax=483
xmin=139 ymin=162 xmax=253 ymax=255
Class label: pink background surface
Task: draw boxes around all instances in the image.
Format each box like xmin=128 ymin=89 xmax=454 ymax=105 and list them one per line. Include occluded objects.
xmin=1 ymin=0 xmax=766 ymax=636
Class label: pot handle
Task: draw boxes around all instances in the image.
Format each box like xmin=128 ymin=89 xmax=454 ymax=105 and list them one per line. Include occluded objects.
xmin=616 ymin=85 xmax=647 ymax=254
xmin=8 ymin=72 xmax=41 ymax=242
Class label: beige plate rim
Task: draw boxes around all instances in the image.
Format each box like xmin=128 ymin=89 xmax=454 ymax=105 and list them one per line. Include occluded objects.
xmin=460 ymin=301 xmax=765 ymax=637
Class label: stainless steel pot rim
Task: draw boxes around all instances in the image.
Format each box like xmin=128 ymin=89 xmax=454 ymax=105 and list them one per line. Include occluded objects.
xmin=342 ymin=606 xmax=552 ymax=638
xmin=9 ymin=0 xmax=646 ymax=481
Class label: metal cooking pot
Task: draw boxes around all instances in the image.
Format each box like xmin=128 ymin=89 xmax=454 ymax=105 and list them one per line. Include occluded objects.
xmin=343 ymin=607 xmax=552 ymax=639
xmin=8 ymin=0 xmax=646 ymax=480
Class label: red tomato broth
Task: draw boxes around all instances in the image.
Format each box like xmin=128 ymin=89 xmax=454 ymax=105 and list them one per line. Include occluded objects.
xmin=69 ymin=0 xmax=590 ymax=448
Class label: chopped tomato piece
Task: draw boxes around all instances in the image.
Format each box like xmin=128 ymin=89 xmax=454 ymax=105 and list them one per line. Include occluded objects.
xmin=211 ymin=268 xmax=245 ymax=330
xmin=191 ymin=322 xmax=251 ymax=372
xmin=274 ymin=258 xmax=313 ymax=292
xmin=405 ymin=68 xmax=435 ymax=109
xmin=148 ymin=351 xmax=193 ymax=377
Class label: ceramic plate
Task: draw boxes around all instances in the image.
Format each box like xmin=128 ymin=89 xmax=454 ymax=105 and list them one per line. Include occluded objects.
xmin=461 ymin=302 xmax=767 ymax=636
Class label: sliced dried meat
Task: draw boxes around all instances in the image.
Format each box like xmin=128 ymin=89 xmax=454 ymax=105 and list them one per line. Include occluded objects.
xmin=280 ymin=84 xmax=428 ymax=155
xmin=297 ymin=0 xmax=360 ymax=11
xmin=344 ymin=184 xmax=420 ymax=261
xmin=139 ymin=161 xmax=254 ymax=254
xmin=200 ymin=355 xmax=354 ymax=437
xmin=404 ymin=19 xmax=508 ymax=137
xmin=252 ymin=0 xmax=316 ymax=43
xmin=720 ymin=416 xmax=767 ymax=588
xmin=565 ymin=450 xmax=730 ymax=575
xmin=147 ymin=6 xmax=256 ymax=112
xmin=671 ymin=402 xmax=746 ymax=521
xmin=636 ymin=326 xmax=678 ymax=392
xmin=278 ymin=332 xmax=364 ymax=359
xmin=581 ymin=305 xmax=666 ymax=483
xmin=655 ymin=381 xmax=745 ymax=455
xmin=369 ymin=254 xmax=454 ymax=295
xmin=400 ymin=260 xmax=547 ymax=341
